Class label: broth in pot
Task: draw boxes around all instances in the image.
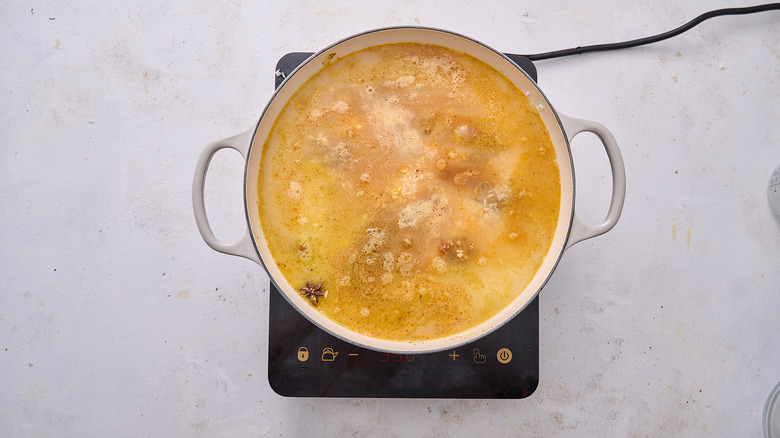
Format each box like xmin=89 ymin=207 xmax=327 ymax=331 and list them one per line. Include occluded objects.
xmin=258 ymin=42 xmax=560 ymax=342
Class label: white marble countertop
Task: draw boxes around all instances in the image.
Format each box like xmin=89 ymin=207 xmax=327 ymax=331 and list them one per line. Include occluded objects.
xmin=2 ymin=1 xmax=779 ymax=436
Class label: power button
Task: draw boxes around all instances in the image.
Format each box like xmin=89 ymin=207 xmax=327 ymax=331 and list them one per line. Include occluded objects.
xmin=496 ymin=348 xmax=512 ymax=364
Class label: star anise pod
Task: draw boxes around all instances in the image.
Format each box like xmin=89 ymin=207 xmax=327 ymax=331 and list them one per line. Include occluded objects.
xmin=299 ymin=282 xmax=326 ymax=306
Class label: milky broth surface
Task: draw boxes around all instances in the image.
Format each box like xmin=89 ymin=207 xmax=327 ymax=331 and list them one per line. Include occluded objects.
xmin=258 ymin=43 xmax=560 ymax=341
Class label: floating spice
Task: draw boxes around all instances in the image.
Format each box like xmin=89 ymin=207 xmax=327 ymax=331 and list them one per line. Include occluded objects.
xmin=299 ymin=282 xmax=326 ymax=306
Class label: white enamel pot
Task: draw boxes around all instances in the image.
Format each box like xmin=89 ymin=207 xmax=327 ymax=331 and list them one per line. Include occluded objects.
xmin=193 ymin=27 xmax=626 ymax=354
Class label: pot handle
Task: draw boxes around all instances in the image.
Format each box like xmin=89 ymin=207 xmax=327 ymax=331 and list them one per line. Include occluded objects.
xmin=192 ymin=129 xmax=262 ymax=265
xmin=559 ymin=114 xmax=626 ymax=250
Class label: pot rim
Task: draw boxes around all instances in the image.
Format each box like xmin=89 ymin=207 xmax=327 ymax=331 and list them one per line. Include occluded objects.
xmin=243 ymin=26 xmax=576 ymax=354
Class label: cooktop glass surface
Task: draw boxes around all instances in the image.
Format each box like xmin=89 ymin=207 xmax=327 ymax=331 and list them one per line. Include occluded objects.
xmin=267 ymin=52 xmax=540 ymax=399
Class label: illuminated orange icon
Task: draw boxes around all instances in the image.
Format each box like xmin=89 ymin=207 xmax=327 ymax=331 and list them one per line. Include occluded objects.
xmin=497 ymin=348 xmax=512 ymax=364
xmin=322 ymin=348 xmax=339 ymax=362
xmin=473 ymin=348 xmax=487 ymax=364
xmin=297 ymin=347 xmax=309 ymax=362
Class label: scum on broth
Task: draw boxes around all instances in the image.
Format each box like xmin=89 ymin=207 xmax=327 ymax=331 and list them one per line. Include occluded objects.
xmin=258 ymin=42 xmax=560 ymax=341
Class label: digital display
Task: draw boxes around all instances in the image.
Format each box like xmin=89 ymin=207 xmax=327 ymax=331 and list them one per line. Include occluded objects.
xmin=381 ymin=353 xmax=415 ymax=363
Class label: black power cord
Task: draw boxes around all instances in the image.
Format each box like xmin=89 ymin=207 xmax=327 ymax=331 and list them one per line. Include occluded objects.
xmin=518 ymin=3 xmax=780 ymax=61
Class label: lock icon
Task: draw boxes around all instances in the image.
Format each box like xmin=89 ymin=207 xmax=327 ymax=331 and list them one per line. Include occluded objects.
xmin=297 ymin=347 xmax=309 ymax=362
xmin=321 ymin=348 xmax=338 ymax=362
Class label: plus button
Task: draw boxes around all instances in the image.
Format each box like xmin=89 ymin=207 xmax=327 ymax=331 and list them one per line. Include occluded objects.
xmin=448 ymin=350 xmax=459 ymax=360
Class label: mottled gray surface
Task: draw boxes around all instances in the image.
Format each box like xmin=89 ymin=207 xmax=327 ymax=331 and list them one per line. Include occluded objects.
xmin=1 ymin=1 xmax=779 ymax=436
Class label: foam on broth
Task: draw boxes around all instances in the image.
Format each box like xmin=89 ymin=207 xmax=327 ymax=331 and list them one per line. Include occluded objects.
xmin=258 ymin=43 xmax=560 ymax=341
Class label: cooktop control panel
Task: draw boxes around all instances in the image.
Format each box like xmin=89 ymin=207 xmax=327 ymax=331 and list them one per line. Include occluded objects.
xmin=267 ymin=281 xmax=539 ymax=398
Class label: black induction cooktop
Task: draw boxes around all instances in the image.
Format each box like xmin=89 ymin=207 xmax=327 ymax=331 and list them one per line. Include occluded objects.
xmin=267 ymin=52 xmax=539 ymax=399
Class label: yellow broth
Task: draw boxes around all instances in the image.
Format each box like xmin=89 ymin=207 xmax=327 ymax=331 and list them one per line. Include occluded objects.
xmin=258 ymin=43 xmax=560 ymax=341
